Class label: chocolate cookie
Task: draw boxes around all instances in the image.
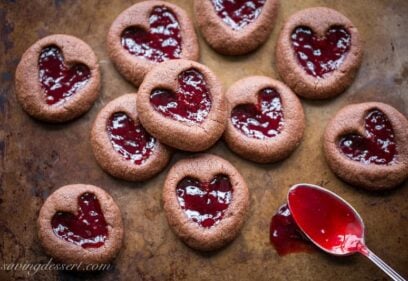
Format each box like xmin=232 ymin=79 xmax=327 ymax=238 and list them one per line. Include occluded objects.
xmin=137 ymin=59 xmax=227 ymax=152
xmin=194 ymin=0 xmax=278 ymax=55
xmin=91 ymin=94 xmax=172 ymax=181
xmin=37 ymin=184 xmax=123 ymax=266
xmin=107 ymin=1 xmax=199 ymax=86
xmin=15 ymin=34 xmax=100 ymax=122
xmin=275 ymin=7 xmax=363 ymax=99
xmin=163 ymin=154 xmax=249 ymax=251
xmin=323 ymin=102 xmax=408 ymax=190
xmin=224 ymin=76 xmax=305 ymax=163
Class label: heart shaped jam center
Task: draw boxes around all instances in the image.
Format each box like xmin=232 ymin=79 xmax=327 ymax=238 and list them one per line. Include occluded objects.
xmin=51 ymin=192 xmax=108 ymax=248
xmin=176 ymin=175 xmax=233 ymax=228
xmin=150 ymin=69 xmax=211 ymax=123
xmin=339 ymin=110 xmax=397 ymax=165
xmin=39 ymin=46 xmax=91 ymax=105
xmin=231 ymin=88 xmax=284 ymax=139
xmin=210 ymin=0 xmax=266 ymax=30
xmin=291 ymin=26 xmax=351 ymax=78
xmin=107 ymin=112 xmax=156 ymax=165
xmin=121 ymin=6 xmax=181 ymax=63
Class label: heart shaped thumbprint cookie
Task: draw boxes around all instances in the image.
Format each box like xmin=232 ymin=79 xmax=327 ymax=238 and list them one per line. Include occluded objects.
xmin=276 ymin=7 xmax=363 ymax=99
xmin=163 ymin=154 xmax=249 ymax=251
xmin=38 ymin=184 xmax=123 ymax=266
xmin=91 ymin=94 xmax=172 ymax=181
xmin=107 ymin=1 xmax=199 ymax=86
xmin=224 ymin=76 xmax=305 ymax=163
xmin=15 ymin=34 xmax=100 ymax=122
xmin=137 ymin=60 xmax=227 ymax=152
xmin=324 ymin=102 xmax=408 ymax=190
xmin=194 ymin=0 xmax=278 ymax=55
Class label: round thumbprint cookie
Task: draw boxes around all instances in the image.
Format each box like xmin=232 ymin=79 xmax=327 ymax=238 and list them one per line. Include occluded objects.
xmin=91 ymin=94 xmax=172 ymax=181
xmin=323 ymin=102 xmax=408 ymax=190
xmin=275 ymin=7 xmax=363 ymax=99
xmin=224 ymin=76 xmax=305 ymax=163
xmin=15 ymin=34 xmax=100 ymax=122
xmin=194 ymin=0 xmax=279 ymax=55
xmin=107 ymin=1 xmax=199 ymax=86
xmin=162 ymin=154 xmax=249 ymax=251
xmin=137 ymin=59 xmax=227 ymax=152
xmin=37 ymin=184 xmax=123 ymax=267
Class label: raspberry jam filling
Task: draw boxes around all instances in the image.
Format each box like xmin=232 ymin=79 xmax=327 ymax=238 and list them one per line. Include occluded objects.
xmin=39 ymin=46 xmax=91 ymax=105
xmin=150 ymin=69 xmax=211 ymax=123
xmin=210 ymin=0 xmax=266 ymax=30
xmin=291 ymin=26 xmax=351 ymax=78
xmin=270 ymin=204 xmax=313 ymax=256
xmin=176 ymin=175 xmax=233 ymax=228
xmin=288 ymin=185 xmax=365 ymax=255
xmin=339 ymin=110 xmax=397 ymax=165
xmin=121 ymin=6 xmax=181 ymax=62
xmin=51 ymin=192 xmax=108 ymax=248
xmin=107 ymin=112 xmax=156 ymax=165
xmin=231 ymin=88 xmax=284 ymax=139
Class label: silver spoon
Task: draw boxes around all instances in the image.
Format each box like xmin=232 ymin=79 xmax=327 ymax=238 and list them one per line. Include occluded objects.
xmin=287 ymin=183 xmax=406 ymax=281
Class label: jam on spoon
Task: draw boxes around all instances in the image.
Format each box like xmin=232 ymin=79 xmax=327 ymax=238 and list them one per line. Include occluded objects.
xmin=287 ymin=184 xmax=405 ymax=281
xmin=288 ymin=184 xmax=364 ymax=255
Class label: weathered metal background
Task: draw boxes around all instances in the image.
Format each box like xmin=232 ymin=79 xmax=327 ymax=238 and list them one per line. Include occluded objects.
xmin=0 ymin=0 xmax=407 ymax=280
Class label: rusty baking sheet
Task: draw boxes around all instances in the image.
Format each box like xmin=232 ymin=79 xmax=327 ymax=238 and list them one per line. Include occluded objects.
xmin=0 ymin=0 xmax=407 ymax=280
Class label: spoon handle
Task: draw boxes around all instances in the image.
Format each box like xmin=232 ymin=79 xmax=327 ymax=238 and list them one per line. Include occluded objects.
xmin=360 ymin=247 xmax=406 ymax=281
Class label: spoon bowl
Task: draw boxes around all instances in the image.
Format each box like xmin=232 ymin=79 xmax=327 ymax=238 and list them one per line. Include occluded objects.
xmin=287 ymin=183 xmax=405 ymax=281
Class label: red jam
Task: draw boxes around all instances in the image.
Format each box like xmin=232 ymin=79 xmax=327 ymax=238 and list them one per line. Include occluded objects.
xmin=288 ymin=185 xmax=365 ymax=255
xmin=270 ymin=204 xmax=313 ymax=256
xmin=291 ymin=26 xmax=351 ymax=78
xmin=39 ymin=46 xmax=91 ymax=105
xmin=150 ymin=69 xmax=211 ymax=123
xmin=176 ymin=175 xmax=233 ymax=228
xmin=107 ymin=112 xmax=156 ymax=165
xmin=231 ymin=88 xmax=284 ymax=139
xmin=121 ymin=6 xmax=181 ymax=62
xmin=210 ymin=0 xmax=266 ymax=30
xmin=51 ymin=192 xmax=108 ymax=248
xmin=339 ymin=110 xmax=396 ymax=165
